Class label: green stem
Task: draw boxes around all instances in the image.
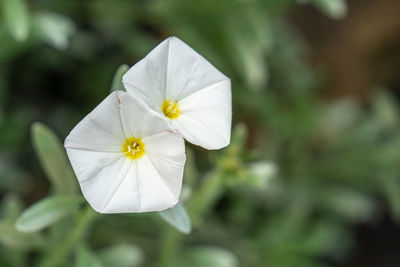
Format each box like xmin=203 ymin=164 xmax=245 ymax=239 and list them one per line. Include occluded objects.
xmin=156 ymin=226 xmax=182 ymax=267
xmin=38 ymin=205 xmax=97 ymax=267
xmin=187 ymin=170 xmax=224 ymax=227
xmin=157 ymin=170 xmax=225 ymax=267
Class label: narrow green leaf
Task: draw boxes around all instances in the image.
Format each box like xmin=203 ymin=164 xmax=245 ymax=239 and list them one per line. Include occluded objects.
xmin=15 ymin=195 xmax=83 ymax=233
xmin=159 ymin=202 xmax=191 ymax=234
xmin=318 ymin=187 xmax=376 ymax=222
xmin=227 ymin=17 xmax=268 ymax=91
xmin=1 ymin=193 xmax=24 ymax=222
xmin=33 ymin=12 xmax=75 ymax=50
xmin=98 ymin=244 xmax=143 ymax=267
xmin=1 ymin=0 xmax=30 ymax=41
xmin=372 ymin=90 xmax=399 ymax=129
xmin=110 ymin=64 xmax=129 ymax=92
xmin=313 ymin=0 xmax=347 ymax=20
xmin=75 ymin=245 xmax=103 ymax=267
xmin=247 ymin=161 xmax=277 ymax=187
xmin=38 ymin=206 xmax=97 ymax=267
xmin=0 ymin=221 xmax=44 ymax=250
xmin=176 ymin=246 xmax=239 ymax=267
xmin=31 ymin=122 xmax=78 ymax=194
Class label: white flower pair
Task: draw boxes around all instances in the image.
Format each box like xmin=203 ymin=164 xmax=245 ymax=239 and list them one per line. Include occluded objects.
xmin=65 ymin=37 xmax=232 ymax=213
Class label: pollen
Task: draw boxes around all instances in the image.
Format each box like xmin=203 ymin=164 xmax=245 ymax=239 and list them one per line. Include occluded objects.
xmin=122 ymin=137 xmax=145 ymax=160
xmin=161 ymin=100 xmax=180 ymax=119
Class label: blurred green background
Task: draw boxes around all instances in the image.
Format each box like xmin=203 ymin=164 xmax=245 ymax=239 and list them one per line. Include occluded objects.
xmin=1 ymin=0 xmax=400 ymax=266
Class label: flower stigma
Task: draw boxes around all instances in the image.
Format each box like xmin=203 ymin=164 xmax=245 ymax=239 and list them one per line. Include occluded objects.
xmin=161 ymin=100 xmax=180 ymax=119
xmin=122 ymin=137 xmax=145 ymax=160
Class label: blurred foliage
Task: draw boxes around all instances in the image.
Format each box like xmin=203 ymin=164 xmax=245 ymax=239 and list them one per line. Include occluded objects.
xmin=1 ymin=0 xmax=400 ymax=266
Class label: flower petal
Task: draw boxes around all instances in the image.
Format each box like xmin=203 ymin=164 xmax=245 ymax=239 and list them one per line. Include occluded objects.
xmin=102 ymin=132 xmax=186 ymax=213
xmin=123 ymin=37 xmax=232 ymax=149
xmin=66 ymin=149 xmax=122 ymax=183
xmin=67 ymin=131 xmax=186 ymax=213
xmin=65 ymin=91 xmax=186 ymax=213
xmin=122 ymin=39 xmax=169 ymax=110
xmin=102 ymin=153 xmax=182 ymax=213
xmin=65 ymin=150 xmax=129 ymax=212
xmin=164 ymin=37 xmax=229 ymax=101
xmin=142 ymin=131 xmax=186 ymax=198
xmin=101 ymin=159 xmax=141 ymax=213
xmin=136 ymin=155 xmax=180 ymax=212
xmin=123 ymin=36 xmax=229 ymax=107
xmin=172 ymin=79 xmax=232 ymax=149
xmin=104 ymin=131 xmax=186 ymax=213
xmin=64 ymin=92 xmax=125 ymax=152
xmin=116 ymin=91 xmax=172 ymax=138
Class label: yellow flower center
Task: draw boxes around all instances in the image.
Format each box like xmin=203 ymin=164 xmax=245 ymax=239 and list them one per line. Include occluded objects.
xmin=122 ymin=137 xmax=145 ymax=160
xmin=161 ymin=100 xmax=180 ymax=119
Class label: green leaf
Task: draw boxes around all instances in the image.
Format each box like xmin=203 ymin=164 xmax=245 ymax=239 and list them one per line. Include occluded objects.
xmin=33 ymin=12 xmax=75 ymax=50
xmin=159 ymin=202 xmax=191 ymax=234
xmin=247 ymin=161 xmax=277 ymax=187
xmin=1 ymin=0 xmax=30 ymax=41
xmin=313 ymin=0 xmax=347 ymax=20
xmin=97 ymin=244 xmax=143 ymax=267
xmin=318 ymin=187 xmax=376 ymax=222
xmin=176 ymin=246 xmax=239 ymax=267
xmin=31 ymin=122 xmax=78 ymax=194
xmin=1 ymin=193 xmax=24 ymax=222
xmin=317 ymin=98 xmax=361 ymax=140
xmin=231 ymin=123 xmax=248 ymax=149
xmin=38 ymin=206 xmax=97 ymax=267
xmin=110 ymin=64 xmax=129 ymax=93
xmin=75 ymin=245 xmax=103 ymax=267
xmin=0 ymin=221 xmax=44 ymax=250
xmin=15 ymin=195 xmax=83 ymax=233
xmin=372 ymin=90 xmax=399 ymax=129
xmin=226 ymin=13 xmax=268 ymax=91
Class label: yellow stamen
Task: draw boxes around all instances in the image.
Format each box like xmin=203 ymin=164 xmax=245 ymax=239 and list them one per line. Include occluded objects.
xmin=161 ymin=100 xmax=180 ymax=119
xmin=122 ymin=137 xmax=145 ymax=160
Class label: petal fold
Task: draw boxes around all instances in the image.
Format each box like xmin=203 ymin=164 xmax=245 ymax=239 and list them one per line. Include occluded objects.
xmin=174 ymin=79 xmax=232 ymax=149
xmin=143 ymin=132 xmax=186 ymax=198
xmin=164 ymin=37 xmax=229 ymax=101
xmin=64 ymin=92 xmax=125 ymax=152
xmin=65 ymin=91 xmax=186 ymax=213
xmin=116 ymin=90 xmax=172 ymax=138
xmin=122 ymin=37 xmax=232 ymax=149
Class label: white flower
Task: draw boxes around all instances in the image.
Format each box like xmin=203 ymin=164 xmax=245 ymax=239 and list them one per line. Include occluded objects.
xmin=64 ymin=91 xmax=186 ymax=213
xmin=123 ymin=37 xmax=232 ymax=150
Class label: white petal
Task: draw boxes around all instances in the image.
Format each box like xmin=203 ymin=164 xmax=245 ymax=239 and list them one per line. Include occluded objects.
xmin=142 ymin=132 xmax=186 ymax=198
xmin=66 ymin=148 xmax=122 ymax=183
xmin=104 ymin=132 xmax=186 ymax=213
xmin=123 ymin=37 xmax=232 ymax=149
xmin=102 ymin=153 xmax=183 ymax=213
xmin=116 ymin=91 xmax=171 ymax=138
xmin=101 ymin=159 xmax=141 ymax=213
xmin=165 ymin=37 xmax=229 ymax=101
xmin=122 ymin=39 xmax=169 ymax=110
xmin=65 ymin=91 xmax=186 ymax=213
xmin=123 ymin=36 xmax=229 ymax=107
xmin=67 ymin=147 xmax=142 ymax=213
xmin=172 ymin=79 xmax=232 ymax=149
xmin=136 ymin=155 xmax=180 ymax=212
xmin=64 ymin=92 xmax=125 ymax=152
xmin=67 ymin=132 xmax=186 ymax=213
xmin=66 ymin=150 xmax=129 ymax=212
